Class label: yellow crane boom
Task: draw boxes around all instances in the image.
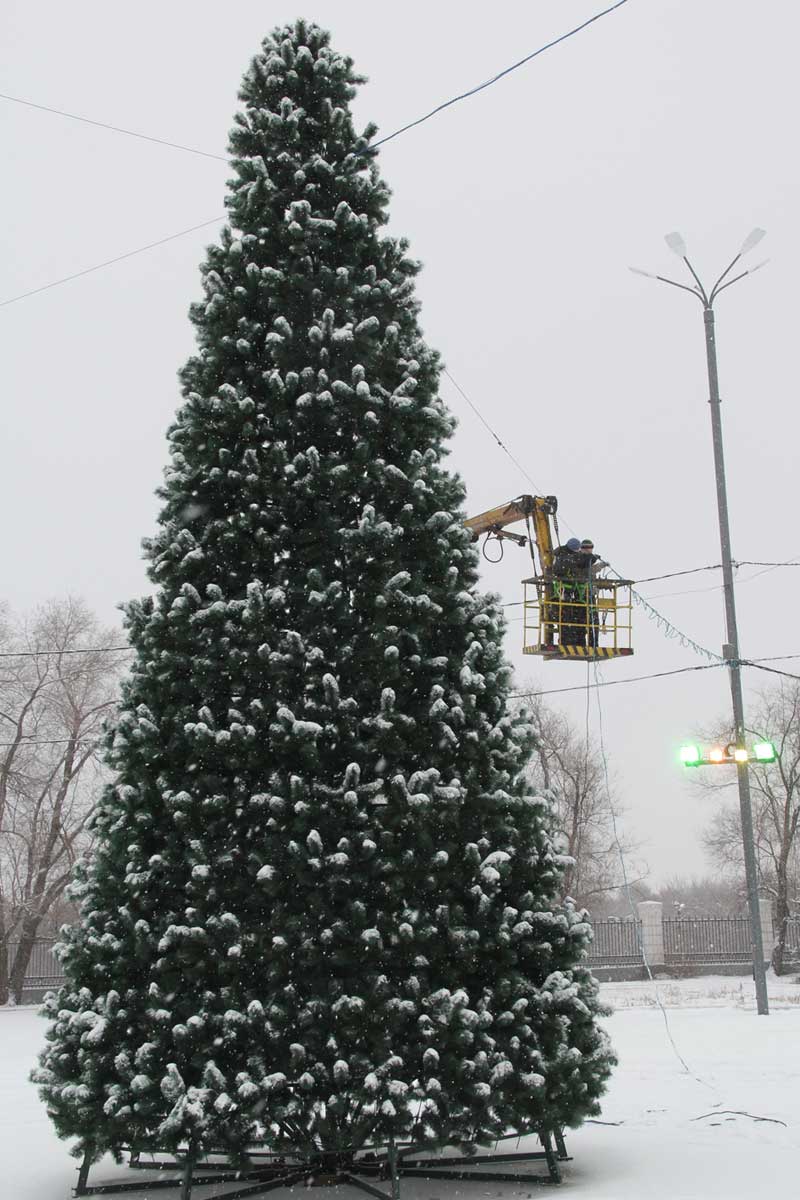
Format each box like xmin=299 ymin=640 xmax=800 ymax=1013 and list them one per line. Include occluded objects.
xmin=463 ymin=494 xmax=634 ymax=662
xmin=464 ymin=494 xmax=558 ymax=574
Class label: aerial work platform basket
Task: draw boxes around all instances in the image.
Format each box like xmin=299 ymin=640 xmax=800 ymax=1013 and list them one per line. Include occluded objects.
xmin=464 ymin=493 xmax=635 ymax=662
xmin=522 ymin=575 xmax=634 ymax=661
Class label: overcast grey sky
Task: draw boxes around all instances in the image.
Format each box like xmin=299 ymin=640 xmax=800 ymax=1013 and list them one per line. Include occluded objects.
xmin=2 ymin=0 xmax=797 ymax=885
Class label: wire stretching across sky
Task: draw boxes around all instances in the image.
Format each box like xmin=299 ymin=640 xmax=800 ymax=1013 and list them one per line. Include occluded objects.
xmin=0 ymin=92 xmax=227 ymax=162
xmin=368 ymin=0 xmax=632 ymax=151
xmin=443 ymin=370 xmax=546 ymax=497
xmin=1 ymin=0 xmax=633 ymax=310
xmin=0 ymin=218 xmax=223 ymax=309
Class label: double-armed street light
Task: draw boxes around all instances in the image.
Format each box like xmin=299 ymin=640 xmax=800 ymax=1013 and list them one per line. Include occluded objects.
xmin=632 ymin=230 xmax=770 ymax=1015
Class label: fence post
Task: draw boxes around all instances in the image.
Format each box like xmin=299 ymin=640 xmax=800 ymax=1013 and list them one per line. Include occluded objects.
xmin=636 ymin=901 xmax=664 ymax=969
xmin=758 ymin=899 xmax=773 ymax=966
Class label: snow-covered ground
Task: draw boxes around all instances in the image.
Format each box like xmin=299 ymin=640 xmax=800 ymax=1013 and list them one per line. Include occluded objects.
xmin=3 ymin=973 xmax=798 ymax=1200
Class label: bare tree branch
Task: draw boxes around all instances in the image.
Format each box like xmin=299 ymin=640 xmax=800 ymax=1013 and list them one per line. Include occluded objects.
xmin=0 ymin=599 xmax=124 ymax=1003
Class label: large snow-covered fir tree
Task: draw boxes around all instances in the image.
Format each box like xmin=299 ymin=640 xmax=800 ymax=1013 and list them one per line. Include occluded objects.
xmin=36 ymin=20 xmax=614 ymax=1166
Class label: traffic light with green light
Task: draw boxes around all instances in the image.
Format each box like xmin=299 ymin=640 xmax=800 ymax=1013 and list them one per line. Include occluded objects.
xmin=752 ymin=741 xmax=777 ymax=762
xmin=679 ymin=741 xmax=778 ymax=767
xmin=679 ymin=744 xmax=702 ymax=766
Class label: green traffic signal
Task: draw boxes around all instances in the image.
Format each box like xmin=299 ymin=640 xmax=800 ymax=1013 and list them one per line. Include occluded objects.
xmin=753 ymin=741 xmax=777 ymax=763
xmin=679 ymin=744 xmax=702 ymax=766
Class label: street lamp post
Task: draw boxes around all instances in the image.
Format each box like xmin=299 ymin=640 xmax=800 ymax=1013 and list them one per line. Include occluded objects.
xmin=632 ymin=230 xmax=770 ymax=1015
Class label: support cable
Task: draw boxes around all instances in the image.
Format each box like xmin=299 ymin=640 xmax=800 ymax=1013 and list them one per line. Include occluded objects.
xmin=3 ymin=3 xmax=633 ymax=166
xmin=0 ymin=93 xmax=227 ymax=161
xmin=2 ymin=1 xmax=633 ymax=311
xmin=0 ymin=217 xmax=223 ymax=308
xmin=443 ymin=370 xmax=547 ymax=499
xmin=369 ymin=0 xmax=632 ymax=151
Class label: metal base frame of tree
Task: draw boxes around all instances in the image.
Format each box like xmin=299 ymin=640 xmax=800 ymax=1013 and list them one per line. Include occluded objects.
xmin=35 ymin=21 xmax=615 ymax=1200
xmin=72 ymin=1129 xmax=570 ymax=1198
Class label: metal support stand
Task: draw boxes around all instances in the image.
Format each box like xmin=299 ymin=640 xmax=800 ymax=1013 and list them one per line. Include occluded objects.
xmin=72 ymin=1129 xmax=569 ymax=1198
xmin=179 ymin=1147 xmax=194 ymax=1200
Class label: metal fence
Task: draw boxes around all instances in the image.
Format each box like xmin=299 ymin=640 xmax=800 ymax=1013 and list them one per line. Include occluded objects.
xmin=7 ymin=938 xmax=63 ymax=989
xmin=8 ymin=918 xmax=800 ymax=994
xmin=663 ymin=916 xmax=753 ymax=963
xmin=585 ymin=918 xmax=642 ymax=965
xmin=784 ymin=918 xmax=800 ymax=955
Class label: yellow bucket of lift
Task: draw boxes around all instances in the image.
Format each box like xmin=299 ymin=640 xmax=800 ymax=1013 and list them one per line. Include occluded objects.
xmin=521 ymin=576 xmax=634 ymax=661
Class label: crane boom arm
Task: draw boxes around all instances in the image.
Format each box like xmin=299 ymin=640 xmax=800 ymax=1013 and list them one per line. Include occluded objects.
xmin=464 ymin=494 xmax=558 ymax=572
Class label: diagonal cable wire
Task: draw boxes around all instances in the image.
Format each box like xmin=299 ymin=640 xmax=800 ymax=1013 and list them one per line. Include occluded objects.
xmin=369 ymin=0 xmax=632 ymax=151
xmin=0 ymin=93 xmax=227 ymax=161
xmin=743 ymin=661 xmax=800 ymax=683
xmin=1 ymin=217 xmax=223 ymax=308
xmin=442 ymin=370 xmax=547 ymax=498
xmin=1 ymin=3 xmax=634 ymax=312
xmin=3 ymin=3 xmax=632 ymax=168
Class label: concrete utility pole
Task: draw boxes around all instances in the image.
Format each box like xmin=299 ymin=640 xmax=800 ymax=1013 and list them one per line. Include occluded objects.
xmin=631 ymin=230 xmax=770 ymax=1015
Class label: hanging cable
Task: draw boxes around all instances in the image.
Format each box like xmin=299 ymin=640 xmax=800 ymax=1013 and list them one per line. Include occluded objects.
xmin=589 ymin=658 xmax=718 ymax=1087
xmin=481 ymin=533 xmax=504 ymax=563
xmin=523 ymin=512 xmax=539 ymax=572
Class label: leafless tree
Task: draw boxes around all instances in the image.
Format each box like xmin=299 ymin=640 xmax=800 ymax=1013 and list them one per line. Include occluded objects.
xmin=512 ymin=687 xmax=645 ymax=913
xmin=0 ymin=599 xmax=125 ymax=1003
xmin=654 ymin=874 xmax=744 ymax=918
xmin=699 ymin=680 xmax=800 ymax=974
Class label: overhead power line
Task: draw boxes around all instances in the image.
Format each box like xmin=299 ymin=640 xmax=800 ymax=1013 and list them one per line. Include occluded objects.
xmin=735 ymin=559 xmax=800 ymax=569
xmin=0 ymin=93 xmax=227 ymax=162
xmin=625 ymin=560 xmax=799 ymax=586
xmin=743 ymin=661 xmax=800 ymax=684
xmin=0 ymin=734 xmax=103 ymax=748
xmin=638 ymin=555 xmax=800 ymax=601
xmin=1 ymin=2 xmax=632 ymax=311
xmin=3 ymin=658 xmax=795 ymax=746
xmin=0 ymin=645 xmax=131 ymax=659
xmin=509 ymin=663 xmax=724 ymax=699
xmin=636 ymin=564 xmax=721 ymax=584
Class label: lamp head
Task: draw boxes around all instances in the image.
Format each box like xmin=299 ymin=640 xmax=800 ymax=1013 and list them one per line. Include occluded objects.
xmin=665 ymin=231 xmax=688 ymax=258
xmin=740 ymin=228 xmax=767 ymax=256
